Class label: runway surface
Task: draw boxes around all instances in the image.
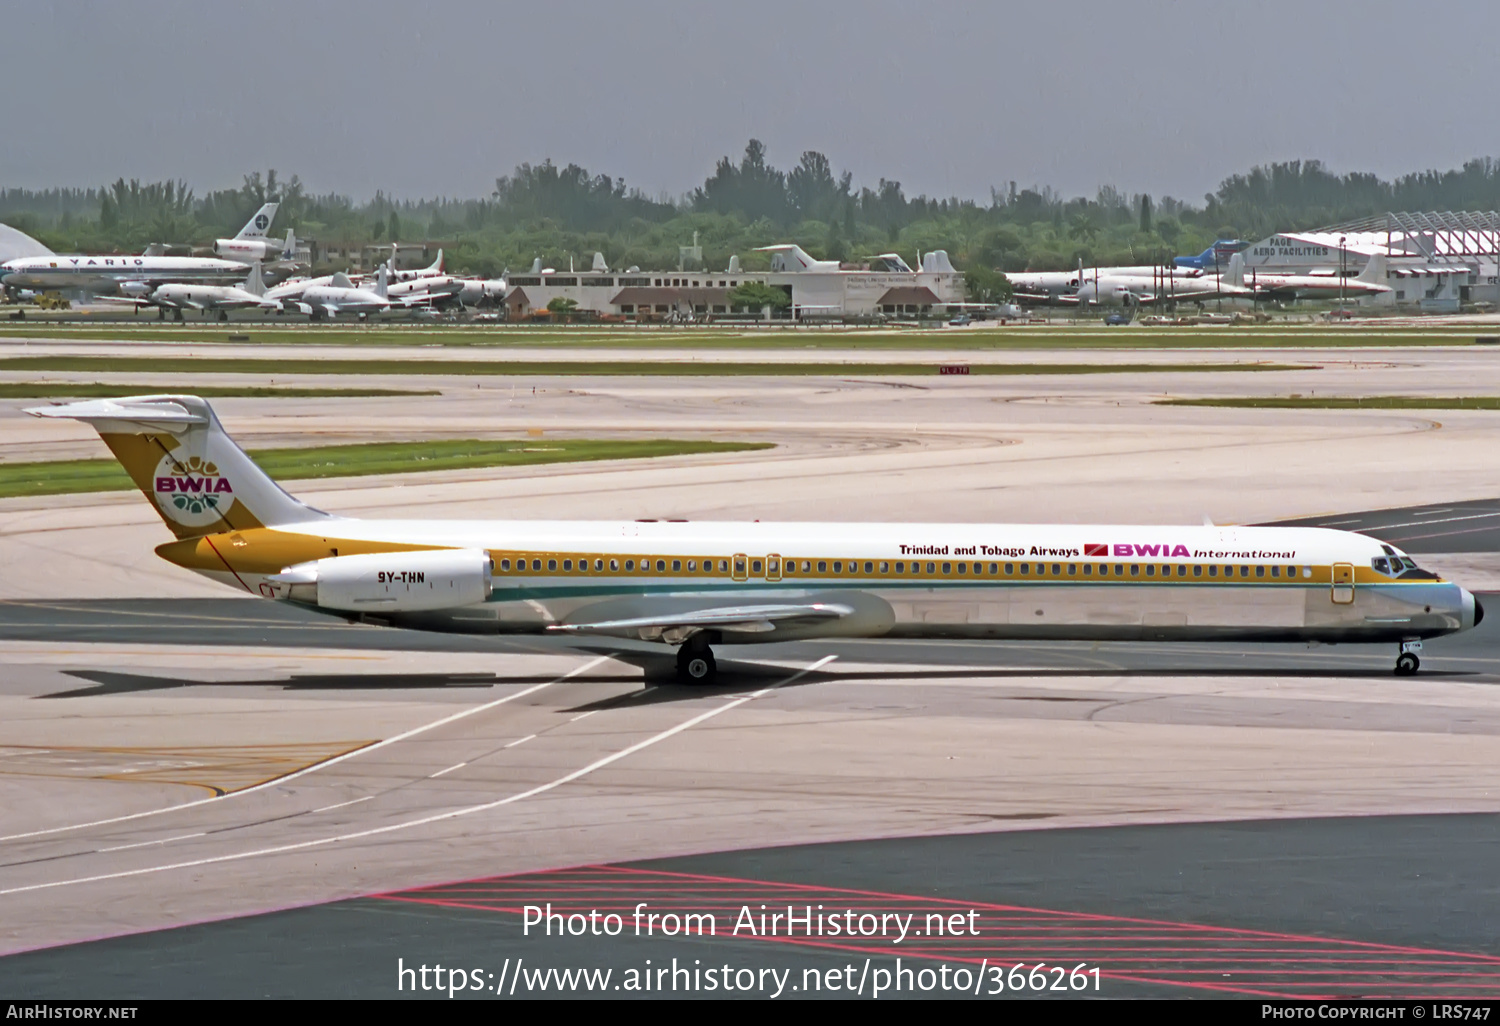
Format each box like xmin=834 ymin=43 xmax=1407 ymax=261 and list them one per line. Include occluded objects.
xmin=5 ymin=341 xmax=1500 ymax=997
xmin=3 ymin=816 xmax=1500 ymax=998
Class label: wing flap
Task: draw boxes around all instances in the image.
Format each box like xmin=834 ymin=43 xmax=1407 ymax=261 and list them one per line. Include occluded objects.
xmin=548 ymin=602 xmax=853 ymax=642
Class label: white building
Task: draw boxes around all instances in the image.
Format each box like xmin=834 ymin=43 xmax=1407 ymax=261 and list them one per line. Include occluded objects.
xmin=501 ymin=245 xmax=967 ymax=321
xmin=1244 ymin=212 xmax=1500 ymax=311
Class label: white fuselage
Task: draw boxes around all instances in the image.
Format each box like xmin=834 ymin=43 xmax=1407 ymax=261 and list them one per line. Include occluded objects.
xmin=299 ymin=284 xmax=390 ymax=316
xmin=1 ymin=254 xmax=251 ymax=292
xmin=205 ymin=518 xmax=1475 ymax=646
xmin=151 ymin=282 xmax=271 ymax=311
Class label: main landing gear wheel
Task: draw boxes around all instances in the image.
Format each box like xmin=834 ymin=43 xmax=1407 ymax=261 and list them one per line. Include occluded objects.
xmin=1395 ymin=652 xmax=1420 ymax=676
xmin=676 ymin=644 xmax=717 ymax=684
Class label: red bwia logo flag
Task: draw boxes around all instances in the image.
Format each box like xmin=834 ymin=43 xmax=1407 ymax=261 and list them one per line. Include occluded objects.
xmin=1084 ymin=543 xmax=1109 ymax=557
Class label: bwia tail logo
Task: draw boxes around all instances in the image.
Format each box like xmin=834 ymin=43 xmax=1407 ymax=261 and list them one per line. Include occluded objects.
xmin=153 ymin=452 xmax=234 ymax=527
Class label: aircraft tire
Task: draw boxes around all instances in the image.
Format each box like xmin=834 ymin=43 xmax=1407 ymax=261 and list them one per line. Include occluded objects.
xmin=1395 ymin=652 xmax=1419 ymax=676
xmin=676 ymin=646 xmax=717 ymax=684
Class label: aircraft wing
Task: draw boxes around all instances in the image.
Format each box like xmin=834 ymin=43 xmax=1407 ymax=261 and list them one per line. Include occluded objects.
xmin=94 ymin=295 xmax=154 ymax=307
xmin=547 ymin=602 xmax=853 ymax=642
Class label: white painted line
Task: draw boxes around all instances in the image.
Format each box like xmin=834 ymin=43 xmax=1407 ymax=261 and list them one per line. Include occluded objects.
xmin=1375 ymin=511 xmax=1500 ymax=530
xmin=0 ymin=655 xmax=612 ymax=843
xmin=503 ymin=734 xmax=537 ymax=748
xmin=0 ymin=655 xmax=837 ymax=898
xmin=428 ymin=762 xmax=466 ymax=779
xmin=569 ymin=711 xmax=596 ymax=722
xmin=312 ymin=796 xmax=372 ymax=814
xmin=98 ymin=832 xmax=205 ymax=853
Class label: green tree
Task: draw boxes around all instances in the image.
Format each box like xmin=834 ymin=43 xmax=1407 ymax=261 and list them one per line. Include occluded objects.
xmin=963 ymin=266 xmax=1012 ymax=304
xmin=727 ymin=281 xmax=790 ymax=312
xmin=546 ymin=296 xmax=579 ymax=317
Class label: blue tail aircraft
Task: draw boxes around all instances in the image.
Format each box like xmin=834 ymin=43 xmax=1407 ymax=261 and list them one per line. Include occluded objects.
xmin=1174 ymin=240 xmax=1249 ymax=271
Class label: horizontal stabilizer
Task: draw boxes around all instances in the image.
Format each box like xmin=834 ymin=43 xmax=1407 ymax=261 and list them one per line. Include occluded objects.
xmin=24 ymin=395 xmax=209 ymax=429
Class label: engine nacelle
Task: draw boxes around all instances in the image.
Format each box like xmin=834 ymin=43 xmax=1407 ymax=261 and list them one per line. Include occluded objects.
xmin=215 ymin=239 xmax=272 ymax=261
xmin=267 ymin=548 xmax=492 ymax=613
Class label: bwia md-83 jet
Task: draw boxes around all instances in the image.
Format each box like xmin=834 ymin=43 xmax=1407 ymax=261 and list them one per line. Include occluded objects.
xmin=27 ymin=395 xmax=1480 ymax=682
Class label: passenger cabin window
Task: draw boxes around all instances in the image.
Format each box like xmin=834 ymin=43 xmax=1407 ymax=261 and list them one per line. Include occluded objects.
xmin=768 ymin=558 xmax=779 ymax=575
xmin=610 ymin=559 xmax=619 ymax=571
xmin=1193 ymin=565 xmax=1202 ymax=576
xmin=1130 ymin=565 xmax=1140 ymax=576
xmin=687 ymin=560 xmax=697 ymax=572
xmin=625 ymin=560 xmax=635 ymax=571
xmin=656 ymin=559 xmax=666 ymax=572
xmin=957 ymin=562 xmax=966 ymax=574
xmin=896 ymin=562 xmax=905 ymax=573
xmin=833 ymin=561 xmax=842 ymax=573
xmin=1005 ymin=563 xmax=1014 ymax=574
xmin=1176 ymin=565 xmax=1186 ymax=577
xmin=1256 ymin=566 xmax=1265 ymax=577
xmin=880 ymin=562 xmax=890 ymax=573
xmin=672 ymin=560 xmax=682 ymax=572
xmin=942 ymin=563 xmax=952 ymax=574
xmin=926 ymin=563 xmax=936 ymax=574
xmin=864 ymin=562 xmax=874 ymax=574
xmin=500 ymin=559 xmax=511 ymax=571
xmin=595 ymin=559 xmax=604 ymax=571
xmin=818 ymin=561 xmax=827 ymax=573
xmin=1146 ymin=565 xmax=1155 ymax=576
xmin=1114 ymin=564 xmax=1124 ymax=575
xmin=751 ymin=559 xmax=763 ymax=574
xmin=1208 ymin=566 xmax=1217 ymax=577
xmin=563 ymin=559 xmax=572 ymax=571
xmin=989 ymin=563 xmax=999 ymax=574
xmin=548 ymin=559 xmax=557 ymax=571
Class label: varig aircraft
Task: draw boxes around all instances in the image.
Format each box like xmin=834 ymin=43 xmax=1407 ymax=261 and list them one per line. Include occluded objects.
xmin=212 ymin=203 xmax=286 ymax=261
xmin=27 ymin=395 xmax=1481 ymax=682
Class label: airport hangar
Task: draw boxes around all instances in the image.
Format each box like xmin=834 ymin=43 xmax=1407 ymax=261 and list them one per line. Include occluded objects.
xmin=1242 ymin=210 xmax=1500 ymax=311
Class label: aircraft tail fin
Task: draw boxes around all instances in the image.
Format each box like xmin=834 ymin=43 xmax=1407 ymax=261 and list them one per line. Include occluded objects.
xmin=375 ymin=265 xmax=389 ymax=300
xmin=141 ymin=243 xmax=167 ymax=257
xmin=282 ymin=228 xmax=296 ymax=260
xmin=23 ymin=395 xmax=327 ymax=540
xmin=243 ymin=260 xmax=266 ymax=297
xmin=330 ymin=272 xmax=354 ymax=289
xmin=1357 ymin=252 xmax=1388 ymax=284
xmin=428 ymin=249 xmax=444 ymax=274
xmin=235 ymin=202 xmax=279 ymax=240
xmin=1223 ymin=252 xmax=1245 ymax=288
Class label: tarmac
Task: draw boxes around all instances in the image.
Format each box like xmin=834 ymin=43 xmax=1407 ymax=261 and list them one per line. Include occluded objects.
xmin=2 ymin=336 xmax=1500 ymax=998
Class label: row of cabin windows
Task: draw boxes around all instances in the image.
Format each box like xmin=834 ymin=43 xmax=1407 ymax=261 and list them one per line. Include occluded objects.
xmin=783 ymin=560 xmax=1312 ymax=579
xmin=498 ymin=556 xmax=736 ymax=574
xmin=492 ymin=555 xmax=1315 ymax=580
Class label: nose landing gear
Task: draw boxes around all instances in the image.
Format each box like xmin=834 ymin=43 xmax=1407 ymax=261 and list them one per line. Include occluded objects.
xmin=676 ymin=636 xmax=718 ymax=684
xmin=1395 ymin=640 xmax=1422 ymax=676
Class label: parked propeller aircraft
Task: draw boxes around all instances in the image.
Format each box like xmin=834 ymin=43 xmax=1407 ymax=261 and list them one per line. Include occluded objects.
xmin=100 ymin=261 xmax=280 ymax=320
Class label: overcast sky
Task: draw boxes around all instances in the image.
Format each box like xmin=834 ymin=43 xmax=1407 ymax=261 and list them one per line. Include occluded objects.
xmin=5 ymin=1 xmax=1498 ymax=204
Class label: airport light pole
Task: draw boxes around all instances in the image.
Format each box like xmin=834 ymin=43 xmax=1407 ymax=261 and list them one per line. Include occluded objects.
xmin=1344 ymin=237 xmax=1356 ymax=316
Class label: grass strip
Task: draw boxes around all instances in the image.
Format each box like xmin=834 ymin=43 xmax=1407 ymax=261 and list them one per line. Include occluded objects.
xmin=0 ymin=325 xmax=1481 ymax=349
xmin=0 ymin=383 xmax=438 ymax=399
xmin=0 ymin=356 xmax=1312 ymax=377
xmin=1157 ymin=396 xmax=1500 ymax=410
xmin=0 ymin=438 xmax=772 ymax=499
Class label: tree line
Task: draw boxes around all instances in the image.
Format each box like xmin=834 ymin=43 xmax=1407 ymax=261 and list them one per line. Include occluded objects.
xmin=5 ymin=147 xmax=1500 ymax=278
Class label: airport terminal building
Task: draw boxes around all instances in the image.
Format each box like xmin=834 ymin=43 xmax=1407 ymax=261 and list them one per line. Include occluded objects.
xmin=501 ymin=248 xmax=966 ymax=321
xmin=1243 ymin=211 xmax=1500 ymax=311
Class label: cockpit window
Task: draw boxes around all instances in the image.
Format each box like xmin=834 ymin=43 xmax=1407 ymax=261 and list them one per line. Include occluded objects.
xmin=1372 ymin=557 xmax=1391 ymax=574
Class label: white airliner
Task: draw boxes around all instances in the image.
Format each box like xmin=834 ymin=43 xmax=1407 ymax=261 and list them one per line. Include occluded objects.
xmin=103 ymin=261 xmax=280 ymax=320
xmin=1242 ymin=254 xmax=1392 ymax=301
xmin=25 ymin=395 xmax=1480 ymax=682
xmin=0 ymin=249 xmax=253 ymax=294
xmin=212 ymin=203 xmax=285 ymax=261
